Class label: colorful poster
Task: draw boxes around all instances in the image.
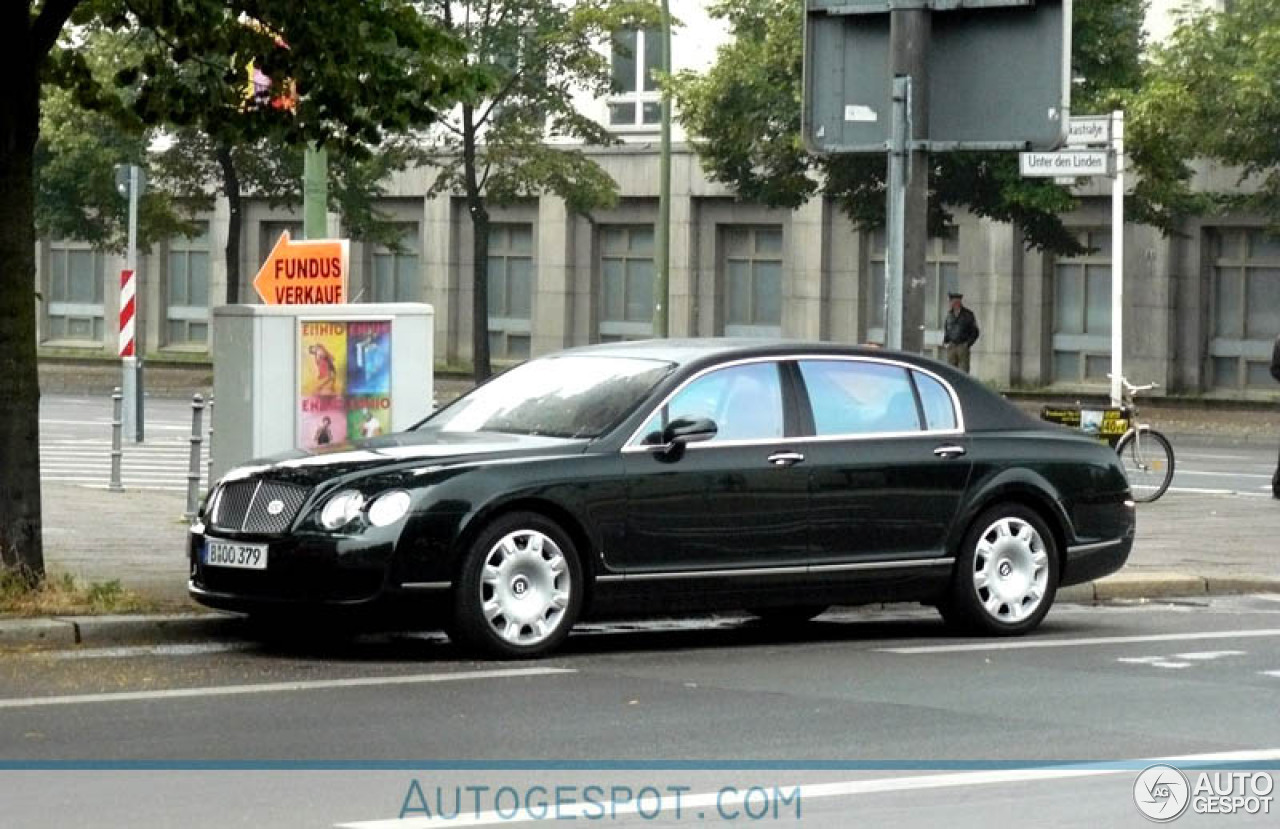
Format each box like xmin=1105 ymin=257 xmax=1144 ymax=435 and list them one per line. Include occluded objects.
xmin=299 ymin=319 xmax=392 ymax=450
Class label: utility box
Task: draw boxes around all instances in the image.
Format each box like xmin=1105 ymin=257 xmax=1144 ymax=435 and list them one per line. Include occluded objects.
xmin=210 ymin=303 xmax=435 ymax=480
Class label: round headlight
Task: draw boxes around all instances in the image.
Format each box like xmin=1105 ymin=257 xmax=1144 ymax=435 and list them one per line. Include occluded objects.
xmin=367 ymin=490 xmax=412 ymax=527
xmin=320 ymin=490 xmax=366 ymax=530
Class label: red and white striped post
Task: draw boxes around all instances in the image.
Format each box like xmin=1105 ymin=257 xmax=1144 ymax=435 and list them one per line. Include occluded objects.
xmin=118 ymin=268 xmax=136 ymax=358
xmin=118 ymin=163 xmax=144 ymax=442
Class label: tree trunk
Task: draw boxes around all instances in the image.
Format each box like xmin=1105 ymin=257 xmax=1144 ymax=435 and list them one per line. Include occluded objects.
xmin=0 ymin=19 xmax=46 ymax=582
xmin=216 ymin=141 xmax=243 ymax=305
xmin=462 ymin=103 xmax=492 ymax=383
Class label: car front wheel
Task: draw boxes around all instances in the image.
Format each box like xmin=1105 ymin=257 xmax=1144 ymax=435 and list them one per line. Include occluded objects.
xmin=451 ymin=512 xmax=583 ymax=659
xmin=942 ymin=504 xmax=1059 ymax=636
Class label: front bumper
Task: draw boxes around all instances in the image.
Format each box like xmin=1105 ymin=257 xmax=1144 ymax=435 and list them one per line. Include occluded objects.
xmin=187 ymin=522 xmax=396 ymax=611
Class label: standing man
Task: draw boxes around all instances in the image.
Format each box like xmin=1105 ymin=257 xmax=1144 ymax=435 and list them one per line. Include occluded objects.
xmin=942 ymin=291 xmax=980 ymax=373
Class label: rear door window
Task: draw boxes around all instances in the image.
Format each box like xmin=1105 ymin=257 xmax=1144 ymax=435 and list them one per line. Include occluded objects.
xmin=797 ymin=360 xmax=922 ymax=436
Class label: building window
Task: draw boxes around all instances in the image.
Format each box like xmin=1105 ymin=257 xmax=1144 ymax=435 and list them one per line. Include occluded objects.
xmin=1208 ymin=228 xmax=1280 ymax=389
xmin=371 ymin=223 xmax=422 ymax=303
xmin=259 ymin=221 xmax=304 ymax=266
xmin=722 ymin=226 xmax=783 ymax=337
xmin=1051 ymin=229 xmax=1113 ymax=384
xmin=866 ymin=227 xmax=959 ymax=345
xmin=488 ymin=223 xmax=534 ymax=360
xmin=166 ymin=224 xmax=211 ymax=346
xmin=46 ymin=241 xmax=105 ymax=344
xmin=608 ymin=27 xmax=662 ymax=128
xmin=599 ymin=225 xmax=654 ymax=342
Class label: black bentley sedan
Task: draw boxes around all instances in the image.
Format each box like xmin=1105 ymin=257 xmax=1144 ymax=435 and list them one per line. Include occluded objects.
xmin=190 ymin=340 xmax=1135 ymax=658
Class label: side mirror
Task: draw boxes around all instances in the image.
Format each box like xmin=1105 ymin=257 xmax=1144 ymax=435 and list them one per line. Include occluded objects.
xmin=661 ymin=417 xmax=718 ymax=447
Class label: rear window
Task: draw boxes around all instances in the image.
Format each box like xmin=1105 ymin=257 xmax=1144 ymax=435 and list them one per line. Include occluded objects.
xmin=914 ymin=371 xmax=958 ymax=431
xmin=798 ymin=360 xmax=921 ymax=436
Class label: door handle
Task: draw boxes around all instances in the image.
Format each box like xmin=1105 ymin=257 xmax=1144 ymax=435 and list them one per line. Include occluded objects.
xmin=767 ymin=451 xmax=805 ymax=467
xmin=933 ymin=444 xmax=967 ymax=459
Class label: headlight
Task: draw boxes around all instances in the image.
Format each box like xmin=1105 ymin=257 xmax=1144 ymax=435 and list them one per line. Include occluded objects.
xmin=367 ymin=490 xmax=412 ymax=527
xmin=320 ymin=490 xmax=366 ymax=530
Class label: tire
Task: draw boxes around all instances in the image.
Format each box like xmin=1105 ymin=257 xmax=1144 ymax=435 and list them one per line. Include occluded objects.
xmin=1115 ymin=427 xmax=1175 ymax=503
xmin=941 ymin=504 xmax=1059 ymax=636
xmin=451 ymin=511 xmax=583 ymax=659
xmin=747 ymin=605 xmax=829 ymax=626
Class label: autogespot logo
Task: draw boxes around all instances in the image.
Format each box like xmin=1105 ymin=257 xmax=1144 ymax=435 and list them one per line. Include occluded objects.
xmin=1134 ymin=764 xmax=1191 ymax=822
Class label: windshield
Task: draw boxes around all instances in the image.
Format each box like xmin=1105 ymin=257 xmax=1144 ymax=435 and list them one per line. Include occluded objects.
xmin=420 ymin=355 xmax=675 ymax=439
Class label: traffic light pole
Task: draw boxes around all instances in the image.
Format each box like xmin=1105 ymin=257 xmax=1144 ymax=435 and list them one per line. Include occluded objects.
xmin=121 ymin=164 xmax=144 ymax=443
xmin=888 ymin=8 xmax=930 ymax=355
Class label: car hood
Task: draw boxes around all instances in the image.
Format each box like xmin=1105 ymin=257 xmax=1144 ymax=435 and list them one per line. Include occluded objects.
xmin=219 ymin=429 xmax=590 ymax=488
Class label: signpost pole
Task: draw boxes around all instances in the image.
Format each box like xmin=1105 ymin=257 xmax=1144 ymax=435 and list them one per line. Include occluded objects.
xmin=1109 ymin=110 xmax=1125 ymax=407
xmin=120 ymin=164 xmax=144 ymax=443
xmin=886 ymin=76 xmax=909 ymax=351
xmin=890 ymin=8 xmax=930 ymax=355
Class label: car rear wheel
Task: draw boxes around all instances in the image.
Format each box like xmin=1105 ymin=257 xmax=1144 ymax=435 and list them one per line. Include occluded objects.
xmin=451 ymin=512 xmax=583 ymax=659
xmin=747 ymin=605 xmax=829 ymax=626
xmin=942 ymin=504 xmax=1058 ymax=636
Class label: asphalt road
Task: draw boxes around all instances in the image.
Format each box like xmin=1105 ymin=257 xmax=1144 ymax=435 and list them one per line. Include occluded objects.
xmin=2 ymin=596 xmax=1279 ymax=827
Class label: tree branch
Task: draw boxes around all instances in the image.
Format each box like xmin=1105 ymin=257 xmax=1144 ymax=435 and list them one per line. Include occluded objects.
xmin=30 ymin=0 xmax=82 ymax=59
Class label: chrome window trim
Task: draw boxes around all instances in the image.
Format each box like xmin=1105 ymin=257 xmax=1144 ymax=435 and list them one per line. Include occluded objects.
xmin=399 ymin=581 xmax=452 ymax=590
xmin=620 ymin=353 xmax=966 ymax=453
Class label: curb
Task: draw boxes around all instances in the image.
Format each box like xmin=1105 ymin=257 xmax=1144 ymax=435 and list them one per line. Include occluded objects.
xmin=0 ymin=612 xmax=242 ymax=650
xmin=1058 ymin=572 xmax=1280 ymax=604
xmin=3 ymin=575 xmax=1280 ymax=650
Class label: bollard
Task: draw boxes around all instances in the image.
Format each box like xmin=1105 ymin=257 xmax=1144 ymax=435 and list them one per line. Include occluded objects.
xmin=109 ymin=387 xmax=124 ymax=492
xmin=185 ymin=394 xmax=205 ymax=521
xmin=206 ymin=395 xmax=214 ymax=491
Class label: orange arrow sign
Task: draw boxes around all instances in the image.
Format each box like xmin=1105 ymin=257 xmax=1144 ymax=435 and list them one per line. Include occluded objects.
xmin=253 ymin=231 xmax=349 ymax=305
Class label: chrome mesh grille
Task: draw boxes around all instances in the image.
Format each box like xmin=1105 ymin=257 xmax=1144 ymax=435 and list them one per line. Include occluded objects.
xmin=210 ymin=480 xmax=311 ymax=535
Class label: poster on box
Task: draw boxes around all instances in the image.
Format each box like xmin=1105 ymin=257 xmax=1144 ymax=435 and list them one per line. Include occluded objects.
xmin=298 ymin=319 xmax=393 ymax=450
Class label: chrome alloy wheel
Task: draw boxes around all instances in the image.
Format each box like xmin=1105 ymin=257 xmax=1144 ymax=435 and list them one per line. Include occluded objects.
xmin=970 ymin=517 xmax=1050 ymax=624
xmin=479 ymin=529 xmax=572 ymax=646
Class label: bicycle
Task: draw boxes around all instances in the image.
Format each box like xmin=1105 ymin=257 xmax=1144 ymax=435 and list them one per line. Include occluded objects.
xmin=1110 ymin=376 xmax=1176 ymax=503
xmin=1039 ymin=376 xmax=1176 ymax=503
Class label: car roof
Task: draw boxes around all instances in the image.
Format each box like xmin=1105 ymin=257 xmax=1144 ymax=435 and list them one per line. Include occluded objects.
xmin=549 ymin=338 xmax=1042 ymax=433
xmin=553 ymin=338 xmax=905 ymax=368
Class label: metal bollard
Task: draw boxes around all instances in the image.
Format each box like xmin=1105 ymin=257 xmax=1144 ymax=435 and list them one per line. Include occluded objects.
xmin=185 ymin=394 xmax=205 ymax=521
xmin=206 ymin=395 xmax=214 ymax=491
xmin=109 ymin=388 xmax=124 ymax=492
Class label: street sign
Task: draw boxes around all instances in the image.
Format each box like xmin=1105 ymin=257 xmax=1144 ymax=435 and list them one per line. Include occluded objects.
xmin=1066 ymin=116 xmax=1111 ymax=147
xmin=253 ymin=231 xmax=349 ymax=305
xmin=803 ymin=0 xmax=1070 ymax=152
xmin=1019 ymin=150 xmax=1110 ymax=177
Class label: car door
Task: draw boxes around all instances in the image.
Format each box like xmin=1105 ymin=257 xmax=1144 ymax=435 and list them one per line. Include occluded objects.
xmin=617 ymin=359 xmax=811 ymax=573
xmin=795 ymin=358 xmax=973 ymax=565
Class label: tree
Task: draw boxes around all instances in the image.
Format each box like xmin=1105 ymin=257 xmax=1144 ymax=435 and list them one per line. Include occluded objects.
xmin=423 ymin=0 xmax=659 ymax=382
xmin=1132 ymin=0 xmax=1280 ymax=225
xmin=1 ymin=0 xmax=468 ymax=582
xmin=670 ymin=0 xmax=1197 ymax=254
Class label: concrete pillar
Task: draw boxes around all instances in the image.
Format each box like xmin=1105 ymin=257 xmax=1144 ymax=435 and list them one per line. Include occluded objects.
xmin=667 ymin=158 xmax=695 ymax=337
xmin=532 ymin=195 xmax=575 ymax=355
xmin=967 ymin=217 xmax=1021 ymax=385
xmin=785 ymin=197 xmax=828 ymax=339
xmin=423 ymin=194 xmax=457 ymax=365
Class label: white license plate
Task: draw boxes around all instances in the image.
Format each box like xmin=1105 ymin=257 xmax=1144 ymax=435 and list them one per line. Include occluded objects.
xmin=204 ymin=539 xmax=268 ymax=570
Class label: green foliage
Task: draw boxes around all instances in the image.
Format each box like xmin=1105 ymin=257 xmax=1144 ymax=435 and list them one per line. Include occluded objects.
xmin=1135 ymin=0 xmax=1280 ymax=227
xmin=670 ymin=0 xmax=1197 ymax=253
xmin=427 ymin=0 xmax=661 ymax=208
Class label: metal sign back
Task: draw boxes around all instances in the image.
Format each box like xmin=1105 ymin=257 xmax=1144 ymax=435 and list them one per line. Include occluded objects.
xmin=803 ymin=0 xmax=1070 ymax=153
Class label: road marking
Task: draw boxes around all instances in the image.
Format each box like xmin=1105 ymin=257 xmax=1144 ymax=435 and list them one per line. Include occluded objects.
xmin=1161 ymin=486 xmax=1271 ymax=498
xmin=336 ymin=748 xmax=1280 ymax=829
xmin=0 ymin=667 xmax=573 ymax=710
xmin=1176 ymin=470 xmax=1274 ymax=480
xmin=1262 ymin=671 xmax=1280 ymax=679
xmin=1116 ymin=657 xmax=1192 ymax=668
xmin=1172 ymin=650 xmax=1247 ymax=660
xmin=879 ymin=628 xmax=1280 ymax=654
